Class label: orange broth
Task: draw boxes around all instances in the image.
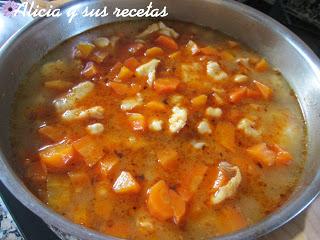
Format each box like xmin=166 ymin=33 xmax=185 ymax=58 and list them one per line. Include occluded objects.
xmin=11 ymin=20 xmax=306 ymax=240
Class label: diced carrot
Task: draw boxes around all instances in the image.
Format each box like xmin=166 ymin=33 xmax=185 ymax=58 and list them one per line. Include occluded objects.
xmin=72 ymin=135 xmax=104 ymax=167
xmin=246 ymin=88 xmax=261 ymax=99
xmin=169 ymin=190 xmax=186 ymax=224
xmin=113 ymin=171 xmax=141 ymax=194
xmin=98 ymin=154 xmax=120 ymax=176
xmin=246 ymin=143 xmax=276 ymax=167
xmin=220 ymin=51 xmax=235 ymax=61
xmin=155 ymin=35 xmax=178 ymax=51
xmin=44 ymin=80 xmax=73 ymax=91
xmin=270 ymin=144 xmax=293 ymax=165
xmin=177 ymin=164 xmax=208 ymax=202
xmin=147 ymin=180 xmax=173 ymax=221
xmin=108 ymin=62 xmax=123 ymax=80
xmin=145 ymin=101 xmax=167 ymax=112
xmin=253 ymin=80 xmax=272 ymax=100
xmin=145 ymin=47 xmax=164 ymax=58
xmin=124 ymin=57 xmax=140 ymax=71
xmin=168 ymin=51 xmax=181 ymax=59
xmin=200 ymin=46 xmax=218 ymax=56
xmin=215 ymin=121 xmax=236 ymax=151
xmin=157 ymin=148 xmax=178 ymax=170
xmin=76 ymin=42 xmax=95 ymax=58
xmin=38 ymin=125 xmax=65 ymax=142
xmin=229 ymin=87 xmax=247 ymax=103
xmin=127 ymin=113 xmax=146 ymax=131
xmin=39 ymin=143 xmax=74 ymax=172
xmin=118 ymin=66 xmax=134 ymax=81
xmin=191 ymin=95 xmax=208 ymax=108
xmin=255 ymin=58 xmax=269 ymax=72
xmin=108 ymin=82 xmax=142 ymax=96
xmin=128 ymin=42 xmax=144 ymax=54
xmin=153 ymin=77 xmax=180 ymax=94
xmin=218 ymin=205 xmax=247 ymax=234
xmin=90 ymin=50 xmax=108 ymax=63
xmin=212 ymin=92 xmax=225 ymax=106
xmin=81 ymin=62 xmax=98 ymax=78
xmin=185 ymin=40 xmax=200 ymax=55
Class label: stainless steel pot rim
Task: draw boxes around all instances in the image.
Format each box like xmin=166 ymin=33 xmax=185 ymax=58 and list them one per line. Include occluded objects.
xmin=0 ymin=1 xmax=320 ymax=240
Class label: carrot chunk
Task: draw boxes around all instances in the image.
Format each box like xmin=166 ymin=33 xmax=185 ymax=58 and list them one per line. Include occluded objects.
xmin=68 ymin=169 xmax=90 ymax=193
xmin=169 ymin=190 xmax=186 ymax=224
xmin=229 ymin=87 xmax=247 ymax=103
xmin=72 ymin=135 xmax=104 ymax=167
xmin=124 ymin=57 xmax=140 ymax=71
xmin=81 ymin=62 xmax=98 ymax=78
xmin=215 ymin=121 xmax=236 ymax=151
xmin=253 ymin=80 xmax=272 ymax=100
xmin=270 ymin=144 xmax=293 ymax=165
xmin=108 ymin=82 xmax=142 ymax=96
xmin=157 ymin=148 xmax=178 ymax=170
xmin=154 ymin=77 xmax=180 ymax=94
xmin=200 ymin=46 xmax=218 ymax=56
xmin=255 ymin=58 xmax=269 ymax=72
xmin=177 ymin=164 xmax=208 ymax=202
xmin=145 ymin=101 xmax=167 ymax=112
xmin=38 ymin=125 xmax=65 ymax=142
xmin=118 ymin=66 xmax=134 ymax=81
xmin=191 ymin=95 xmax=208 ymax=108
xmin=113 ymin=171 xmax=141 ymax=194
xmin=147 ymin=180 xmax=173 ymax=221
xmin=247 ymin=143 xmax=276 ymax=167
xmin=99 ymin=154 xmax=120 ymax=176
xmin=155 ymin=35 xmax=178 ymax=51
xmin=145 ymin=47 xmax=164 ymax=58
xmin=39 ymin=143 xmax=74 ymax=172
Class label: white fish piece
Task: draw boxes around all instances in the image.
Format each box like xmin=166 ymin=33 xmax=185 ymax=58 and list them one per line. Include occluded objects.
xmin=237 ymin=118 xmax=261 ymax=138
xmin=149 ymin=119 xmax=163 ymax=132
xmin=197 ymin=119 xmax=212 ymax=135
xmin=54 ymin=81 xmax=95 ymax=113
xmin=121 ymin=93 xmax=144 ymax=111
xmin=136 ymin=21 xmax=179 ymax=39
xmin=169 ymin=106 xmax=188 ymax=133
xmin=191 ymin=140 xmax=206 ymax=149
xmin=207 ymin=61 xmax=228 ymax=81
xmin=87 ymin=123 xmax=104 ymax=135
xmin=135 ymin=59 xmax=160 ymax=86
xmin=210 ymin=162 xmax=242 ymax=205
xmin=205 ymin=107 xmax=223 ymax=119
xmin=62 ymin=106 xmax=105 ymax=121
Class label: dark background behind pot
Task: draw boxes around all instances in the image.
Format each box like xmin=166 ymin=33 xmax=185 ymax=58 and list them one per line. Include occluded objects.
xmin=0 ymin=0 xmax=319 ymax=239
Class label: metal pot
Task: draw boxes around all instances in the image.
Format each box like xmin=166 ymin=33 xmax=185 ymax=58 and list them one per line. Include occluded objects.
xmin=1 ymin=0 xmax=320 ymax=239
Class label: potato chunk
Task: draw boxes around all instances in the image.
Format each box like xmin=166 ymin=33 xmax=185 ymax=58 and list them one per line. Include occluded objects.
xmin=113 ymin=171 xmax=141 ymax=194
